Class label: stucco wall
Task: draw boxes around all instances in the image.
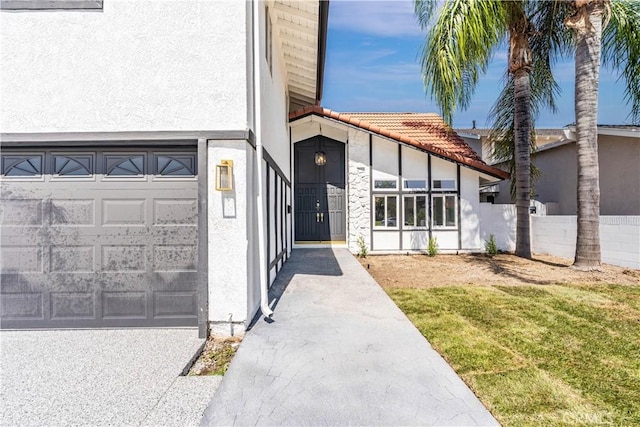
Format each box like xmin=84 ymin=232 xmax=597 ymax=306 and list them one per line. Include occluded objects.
xmin=208 ymin=141 xmax=253 ymax=336
xmin=460 ymin=167 xmax=483 ymax=250
xmin=1 ymin=0 xmax=248 ymax=133
xmin=531 ymin=216 xmax=640 ymax=269
xmin=494 ymin=135 xmax=640 ymax=215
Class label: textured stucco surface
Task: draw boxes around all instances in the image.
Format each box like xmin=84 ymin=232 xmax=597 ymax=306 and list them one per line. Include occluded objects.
xmin=1 ymin=0 xmax=247 ymax=133
xmin=208 ymin=141 xmax=250 ymax=334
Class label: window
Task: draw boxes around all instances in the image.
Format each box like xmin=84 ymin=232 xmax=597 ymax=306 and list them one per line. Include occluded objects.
xmin=155 ymin=155 xmax=196 ymax=176
xmin=374 ymin=179 xmax=397 ymax=190
xmin=1 ymin=0 xmax=103 ymax=10
xmin=53 ymin=155 xmax=93 ymax=176
xmin=2 ymin=155 xmax=43 ymax=177
xmin=432 ymin=195 xmax=457 ymax=228
xmin=433 ymin=179 xmax=456 ymax=190
xmin=105 ymin=155 xmax=144 ymax=176
xmin=404 ymin=195 xmax=427 ymax=228
xmin=374 ymin=195 xmax=397 ymax=228
xmin=404 ymin=179 xmax=427 ymax=190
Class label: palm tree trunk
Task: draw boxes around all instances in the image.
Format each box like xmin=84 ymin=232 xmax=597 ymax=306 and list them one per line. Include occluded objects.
xmin=569 ymin=1 xmax=603 ymax=269
xmin=513 ymin=69 xmax=532 ymax=259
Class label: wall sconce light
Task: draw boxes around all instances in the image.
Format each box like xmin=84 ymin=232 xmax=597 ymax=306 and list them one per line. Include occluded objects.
xmin=215 ymin=160 xmax=234 ymax=191
xmin=314 ymin=151 xmax=327 ymax=166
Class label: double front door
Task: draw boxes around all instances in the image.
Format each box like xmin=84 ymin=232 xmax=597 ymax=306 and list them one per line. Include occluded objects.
xmin=294 ymin=137 xmax=345 ymax=242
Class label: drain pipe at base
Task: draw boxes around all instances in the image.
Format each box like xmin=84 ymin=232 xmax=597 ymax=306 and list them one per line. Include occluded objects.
xmin=253 ymin=0 xmax=273 ymax=319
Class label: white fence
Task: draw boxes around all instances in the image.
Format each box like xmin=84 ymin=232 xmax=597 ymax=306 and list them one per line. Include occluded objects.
xmin=479 ymin=203 xmax=640 ymax=269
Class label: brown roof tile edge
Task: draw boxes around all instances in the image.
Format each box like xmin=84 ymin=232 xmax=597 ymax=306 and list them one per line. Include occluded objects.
xmin=289 ymin=106 xmax=510 ymax=180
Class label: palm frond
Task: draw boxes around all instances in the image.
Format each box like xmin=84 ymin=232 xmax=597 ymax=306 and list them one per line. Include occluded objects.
xmin=603 ymin=0 xmax=640 ymax=123
xmin=416 ymin=0 xmax=508 ymax=124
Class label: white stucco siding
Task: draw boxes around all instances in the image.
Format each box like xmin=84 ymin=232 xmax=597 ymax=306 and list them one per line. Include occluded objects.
xmin=259 ymin=5 xmax=291 ymax=179
xmin=372 ymin=136 xmax=399 ymax=185
xmin=208 ymin=141 xmax=252 ymax=335
xmin=432 ymin=230 xmax=458 ymax=250
xmin=1 ymin=0 xmax=247 ymax=133
xmin=347 ymin=129 xmax=371 ymax=252
xmin=430 ymin=156 xmax=457 ymax=184
xmin=460 ymin=167 xmax=483 ymax=250
xmin=402 ymin=146 xmax=429 ymax=183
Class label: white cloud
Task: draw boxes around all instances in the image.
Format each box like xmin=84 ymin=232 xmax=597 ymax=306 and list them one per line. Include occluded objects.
xmin=329 ymin=0 xmax=422 ymax=38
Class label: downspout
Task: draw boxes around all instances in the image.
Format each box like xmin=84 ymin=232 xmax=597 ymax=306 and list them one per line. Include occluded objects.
xmin=253 ymin=0 xmax=273 ymax=318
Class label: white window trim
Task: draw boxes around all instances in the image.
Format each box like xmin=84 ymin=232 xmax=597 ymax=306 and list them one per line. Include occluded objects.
xmin=403 ymin=195 xmax=428 ymax=229
xmin=431 ymin=178 xmax=457 ymax=191
xmin=402 ymin=178 xmax=428 ymax=191
xmin=373 ymin=194 xmax=398 ymax=230
xmin=1 ymin=0 xmax=103 ymax=10
xmin=373 ymin=179 xmax=398 ymax=191
xmin=432 ymin=194 xmax=457 ymax=229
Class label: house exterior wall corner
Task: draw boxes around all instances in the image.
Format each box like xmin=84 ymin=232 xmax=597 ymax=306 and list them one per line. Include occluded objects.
xmin=347 ymin=129 xmax=371 ymax=253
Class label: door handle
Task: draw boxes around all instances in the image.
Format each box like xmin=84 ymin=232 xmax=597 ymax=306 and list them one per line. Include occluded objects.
xmin=316 ymin=212 xmax=320 ymax=223
xmin=321 ymin=213 xmax=324 ymax=222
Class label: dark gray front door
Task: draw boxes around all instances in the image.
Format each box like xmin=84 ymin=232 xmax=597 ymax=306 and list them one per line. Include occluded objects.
xmin=0 ymin=148 xmax=198 ymax=329
xmin=294 ymin=137 xmax=345 ymax=242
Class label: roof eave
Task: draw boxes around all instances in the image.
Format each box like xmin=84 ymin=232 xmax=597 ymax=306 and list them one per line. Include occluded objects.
xmin=289 ymin=106 xmax=510 ymax=181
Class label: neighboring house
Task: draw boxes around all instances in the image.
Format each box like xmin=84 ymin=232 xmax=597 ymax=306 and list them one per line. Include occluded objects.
xmin=0 ymin=0 xmax=508 ymax=337
xmin=289 ymin=108 xmax=508 ymax=252
xmin=0 ymin=0 xmax=328 ymax=336
xmin=469 ymin=126 xmax=640 ymax=215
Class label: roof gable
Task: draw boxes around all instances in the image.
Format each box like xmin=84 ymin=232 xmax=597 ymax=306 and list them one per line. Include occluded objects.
xmin=289 ymin=106 xmax=509 ymax=180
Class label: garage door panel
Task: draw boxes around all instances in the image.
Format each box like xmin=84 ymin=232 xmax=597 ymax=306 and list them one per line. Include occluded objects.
xmin=50 ymin=292 xmax=95 ymax=319
xmin=0 ymin=199 xmax=44 ymax=226
xmin=153 ymin=291 xmax=197 ymax=318
xmin=0 ymin=148 xmax=199 ymax=329
xmin=0 ymin=292 xmax=43 ymax=320
xmin=50 ymin=199 xmax=95 ymax=226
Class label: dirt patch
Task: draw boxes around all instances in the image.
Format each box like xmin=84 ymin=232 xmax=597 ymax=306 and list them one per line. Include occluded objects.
xmin=188 ymin=336 xmax=241 ymax=376
xmin=359 ymin=253 xmax=640 ymax=288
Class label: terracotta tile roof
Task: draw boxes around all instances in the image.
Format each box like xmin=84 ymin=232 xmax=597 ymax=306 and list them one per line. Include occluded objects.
xmin=289 ymin=106 xmax=509 ymax=180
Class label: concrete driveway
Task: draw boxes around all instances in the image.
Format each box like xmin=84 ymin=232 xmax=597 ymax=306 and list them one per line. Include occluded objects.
xmin=1 ymin=328 xmax=221 ymax=426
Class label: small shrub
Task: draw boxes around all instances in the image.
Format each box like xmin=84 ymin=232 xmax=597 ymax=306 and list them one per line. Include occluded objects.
xmin=485 ymin=234 xmax=498 ymax=256
xmin=427 ymin=237 xmax=438 ymax=257
xmin=357 ymin=235 xmax=368 ymax=258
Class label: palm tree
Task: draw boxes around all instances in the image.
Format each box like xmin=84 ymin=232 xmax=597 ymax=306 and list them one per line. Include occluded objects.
xmin=415 ymin=0 xmax=560 ymax=258
xmin=566 ymin=0 xmax=640 ymax=269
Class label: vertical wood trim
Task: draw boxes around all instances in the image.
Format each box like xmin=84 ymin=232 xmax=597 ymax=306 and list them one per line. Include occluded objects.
xmin=196 ymin=138 xmax=208 ymax=338
xmin=457 ymin=164 xmax=462 ymax=251
xmin=427 ymin=155 xmax=433 ymax=241
xmin=398 ymin=144 xmax=403 ymax=250
xmin=369 ymin=134 xmax=374 ymax=251
xmin=266 ymin=164 xmax=271 ymax=282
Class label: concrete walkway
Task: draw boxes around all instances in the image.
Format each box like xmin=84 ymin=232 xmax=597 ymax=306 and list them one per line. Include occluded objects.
xmin=201 ymin=249 xmax=498 ymax=426
xmin=1 ymin=329 xmax=222 ymax=426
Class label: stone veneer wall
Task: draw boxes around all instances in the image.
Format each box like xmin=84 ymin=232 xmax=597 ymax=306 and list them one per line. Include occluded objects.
xmin=347 ymin=129 xmax=371 ymax=253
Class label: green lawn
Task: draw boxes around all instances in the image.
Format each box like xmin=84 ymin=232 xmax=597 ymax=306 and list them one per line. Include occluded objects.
xmin=386 ymin=284 xmax=640 ymax=426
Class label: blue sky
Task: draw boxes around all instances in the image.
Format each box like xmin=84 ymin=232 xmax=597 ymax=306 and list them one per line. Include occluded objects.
xmin=321 ymin=0 xmax=634 ymax=128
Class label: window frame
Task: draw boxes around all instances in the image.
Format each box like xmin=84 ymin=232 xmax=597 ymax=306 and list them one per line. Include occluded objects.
xmin=373 ymin=194 xmax=398 ymax=230
xmin=403 ymin=179 xmax=427 ymax=191
xmin=0 ymin=153 xmax=45 ymax=181
xmin=432 ymin=194 xmax=457 ymax=229
xmin=432 ymin=179 xmax=457 ymax=191
xmin=1 ymin=0 xmax=103 ymax=10
xmin=373 ymin=179 xmax=398 ymax=191
xmin=403 ymin=195 xmax=428 ymax=229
